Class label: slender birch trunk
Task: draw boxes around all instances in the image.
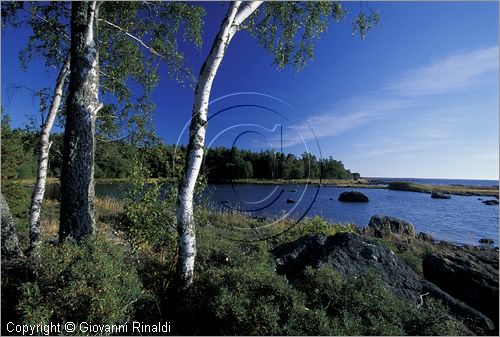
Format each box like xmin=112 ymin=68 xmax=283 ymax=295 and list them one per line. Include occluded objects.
xmin=28 ymin=56 xmax=70 ymax=250
xmin=177 ymin=1 xmax=262 ymax=290
xmin=59 ymin=1 xmax=101 ymax=241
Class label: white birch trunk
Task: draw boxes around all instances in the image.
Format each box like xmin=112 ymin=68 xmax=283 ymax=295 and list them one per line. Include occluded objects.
xmin=177 ymin=1 xmax=262 ymax=290
xmin=28 ymin=55 xmax=70 ymax=250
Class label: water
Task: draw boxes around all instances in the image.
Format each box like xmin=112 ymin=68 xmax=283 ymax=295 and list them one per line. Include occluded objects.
xmin=45 ymin=181 xmax=499 ymax=246
xmin=206 ymin=184 xmax=499 ymax=246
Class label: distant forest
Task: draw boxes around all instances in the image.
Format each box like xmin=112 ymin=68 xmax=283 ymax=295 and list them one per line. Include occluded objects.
xmin=1 ymin=115 xmax=360 ymax=181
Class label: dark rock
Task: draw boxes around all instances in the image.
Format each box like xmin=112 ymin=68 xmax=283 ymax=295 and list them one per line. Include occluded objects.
xmin=1 ymin=193 xmax=23 ymax=259
xmin=417 ymin=231 xmax=434 ymax=242
xmin=423 ymin=250 xmax=499 ymax=327
xmin=272 ymin=233 xmax=495 ymax=334
xmin=362 ymin=215 xmax=416 ymax=239
xmin=286 ymin=198 xmax=296 ymax=204
xmin=338 ymin=191 xmax=369 ymax=202
xmin=287 ymin=189 xmax=298 ymax=192
xmin=479 ymin=238 xmax=495 ymax=247
xmin=482 ymin=199 xmax=499 ymax=205
xmin=273 ymin=233 xmax=422 ymax=301
xmin=431 ymin=191 xmax=451 ymax=199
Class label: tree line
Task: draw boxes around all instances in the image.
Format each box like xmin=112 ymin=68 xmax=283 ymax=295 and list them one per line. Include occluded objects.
xmin=1 ymin=116 xmax=359 ymax=182
xmin=2 ymin=1 xmax=378 ymax=292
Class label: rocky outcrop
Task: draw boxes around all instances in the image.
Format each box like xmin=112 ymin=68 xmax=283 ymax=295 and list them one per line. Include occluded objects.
xmin=482 ymin=199 xmax=499 ymax=205
xmin=1 ymin=193 xmax=23 ymax=259
xmin=338 ymin=191 xmax=369 ymax=202
xmin=273 ymin=233 xmax=422 ymax=300
xmin=362 ymin=215 xmax=416 ymax=239
xmin=423 ymin=250 xmax=499 ymax=327
xmin=272 ymin=233 xmax=495 ymax=335
xmin=431 ymin=191 xmax=451 ymax=199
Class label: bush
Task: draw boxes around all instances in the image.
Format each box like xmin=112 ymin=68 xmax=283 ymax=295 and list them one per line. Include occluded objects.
xmin=397 ymin=250 xmax=424 ymax=275
xmin=185 ymin=234 xmax=337 ymax=335
xmin=297 ymin=266 xmax=454 ymax=335
xmin=266 ymin=215 xmax=357 ymax=248
xmin=124 ymin=177 xmax=177 ymax=249
xmin=17 ymin=235 xmax=145 ymax=334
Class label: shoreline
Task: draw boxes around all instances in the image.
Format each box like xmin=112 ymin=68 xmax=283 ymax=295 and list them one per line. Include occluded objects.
xmin=5 ymin=177 xmax=499 ymax=197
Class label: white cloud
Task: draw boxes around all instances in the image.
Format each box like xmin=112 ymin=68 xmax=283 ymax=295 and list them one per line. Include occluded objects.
xmin=387 ymin=46 xmax=499 ymax=96
xmin=280 ymin=46 xmax=498 ymax=149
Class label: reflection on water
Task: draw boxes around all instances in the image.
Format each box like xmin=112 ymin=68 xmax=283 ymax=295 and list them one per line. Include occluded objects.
xmin=45 ymin=182 xmax=499 ymax=246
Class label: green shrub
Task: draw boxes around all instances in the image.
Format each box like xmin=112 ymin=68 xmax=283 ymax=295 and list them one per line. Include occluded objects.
xmin=124 ymin=175 xmax=177 ymax=249
xmin=188 ymin=237 xmax=338 ymax=335
xmin=397 ymin=250 xmax=424 ymax=275
xmin=297 ymin=266 xmax=454 ymax=335
xmin=17 ymin=235 xmax=145 ymax=334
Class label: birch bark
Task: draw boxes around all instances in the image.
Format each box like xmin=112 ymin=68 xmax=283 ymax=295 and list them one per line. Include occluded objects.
xmin=177 ymin=1 xmax=262 ymax=290
xmin=59 ymin=1 xmax=101 ymax=241
xmin=28 ymin=55 xmax=70 ymax=250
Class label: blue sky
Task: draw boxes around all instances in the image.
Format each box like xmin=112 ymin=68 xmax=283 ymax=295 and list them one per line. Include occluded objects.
xmin=2 ymin=1 xmax=499 ymax=179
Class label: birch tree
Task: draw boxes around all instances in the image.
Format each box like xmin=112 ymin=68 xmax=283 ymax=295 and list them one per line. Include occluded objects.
xmin=177 ymin=1 xmax=379 ymax=289
xmin=3 ymin=1 xmax=204 ymax=246
xmin=28 ymin=56 xmax=70 ymax=248
xmin=58 ymin=1 xmax=101 ymax=240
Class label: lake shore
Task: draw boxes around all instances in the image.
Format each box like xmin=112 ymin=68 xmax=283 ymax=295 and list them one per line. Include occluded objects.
xmin=8 ymin=177 xmax=499 ymax=197
xmin=223 ymin=178 xmax=499 ymax=197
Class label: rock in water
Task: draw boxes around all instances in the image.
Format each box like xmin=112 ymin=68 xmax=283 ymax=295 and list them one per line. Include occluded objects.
xmin=362 ymin=215 xmax=416 ymax=239
xmin=423 ymin=250 xmax=499 ymax=326
xmin=482 ymin=199 xmax=499 ymax=205
xmin=431 ymin=191 xmax=451 ymax=199
xmin=286 ymin=198 xmax=296 ymax=204
xmin=338 ymin=191 xmax=369 ymax=202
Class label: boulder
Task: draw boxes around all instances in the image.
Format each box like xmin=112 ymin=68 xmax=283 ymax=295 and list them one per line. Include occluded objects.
xmin=272 ymin=233 xmax=495 ymax=334
xmin=417 ymin=232 xmax=434 ymax=242
xmin=423 ymin=250 xmax=499 ymax=326
xmin=482 ymin=199 xmax=499 ymax=205
xmin=286 ymin=198 xmax=296 ymax=204
xmin=338 ymin=191 xmax=369 ymax=202
xmin=1 ymin=193 xmax=23 ymax=259
xmin=362 ymin=215 xmax=416 ymax=239
xmin=273 ymin=233 xmax=422 ymax=301
xmin=431 ymin=191 xmax=451 ymax=199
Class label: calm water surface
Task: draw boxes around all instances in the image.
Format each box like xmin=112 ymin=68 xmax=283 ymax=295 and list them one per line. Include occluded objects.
xmin=46 ymin=181 xmax=499 ymax=246
xmin=206 ymin=184 xmax=499 ymax=246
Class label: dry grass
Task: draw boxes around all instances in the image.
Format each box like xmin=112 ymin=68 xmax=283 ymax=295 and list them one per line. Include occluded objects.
xmin=41 ymin=217 xmax=60 ymax=239
xmin=95 ymin=196 xmax=124 ymax=213
xmin=388 ymin=181 xmax=499 ymax=197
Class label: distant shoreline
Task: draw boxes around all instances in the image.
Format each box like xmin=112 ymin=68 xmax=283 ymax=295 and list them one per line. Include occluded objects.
xmin=6 ymin=177 xmax=499 ymax=198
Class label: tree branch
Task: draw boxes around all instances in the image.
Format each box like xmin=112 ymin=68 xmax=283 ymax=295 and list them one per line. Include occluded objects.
xmin=233 ymin=1 xmax=263 ymax=28
xmin=20 ymin=6 xmax=70 ymax=40
xmin=98 ymin=18 xmax=169 ymax=62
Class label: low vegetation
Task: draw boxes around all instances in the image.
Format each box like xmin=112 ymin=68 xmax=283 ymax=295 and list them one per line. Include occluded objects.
xmin=1 ymin=182 xmax=456 ymax=336
xmin=388 ymin=181 xmax=498 ymax=197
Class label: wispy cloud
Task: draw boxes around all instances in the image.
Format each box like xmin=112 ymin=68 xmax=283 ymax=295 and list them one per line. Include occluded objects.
xmin=279 ymin=46 xmax=498 ymax=149
xmin=387 ymin=46 xmax=499 ymax=96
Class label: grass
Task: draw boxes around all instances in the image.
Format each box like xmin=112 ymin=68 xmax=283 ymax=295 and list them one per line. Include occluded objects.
xmin=1 ymin=182 xmax=461 ymax=336
xmin=388 ymin=181 xmax=498 ymax=197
